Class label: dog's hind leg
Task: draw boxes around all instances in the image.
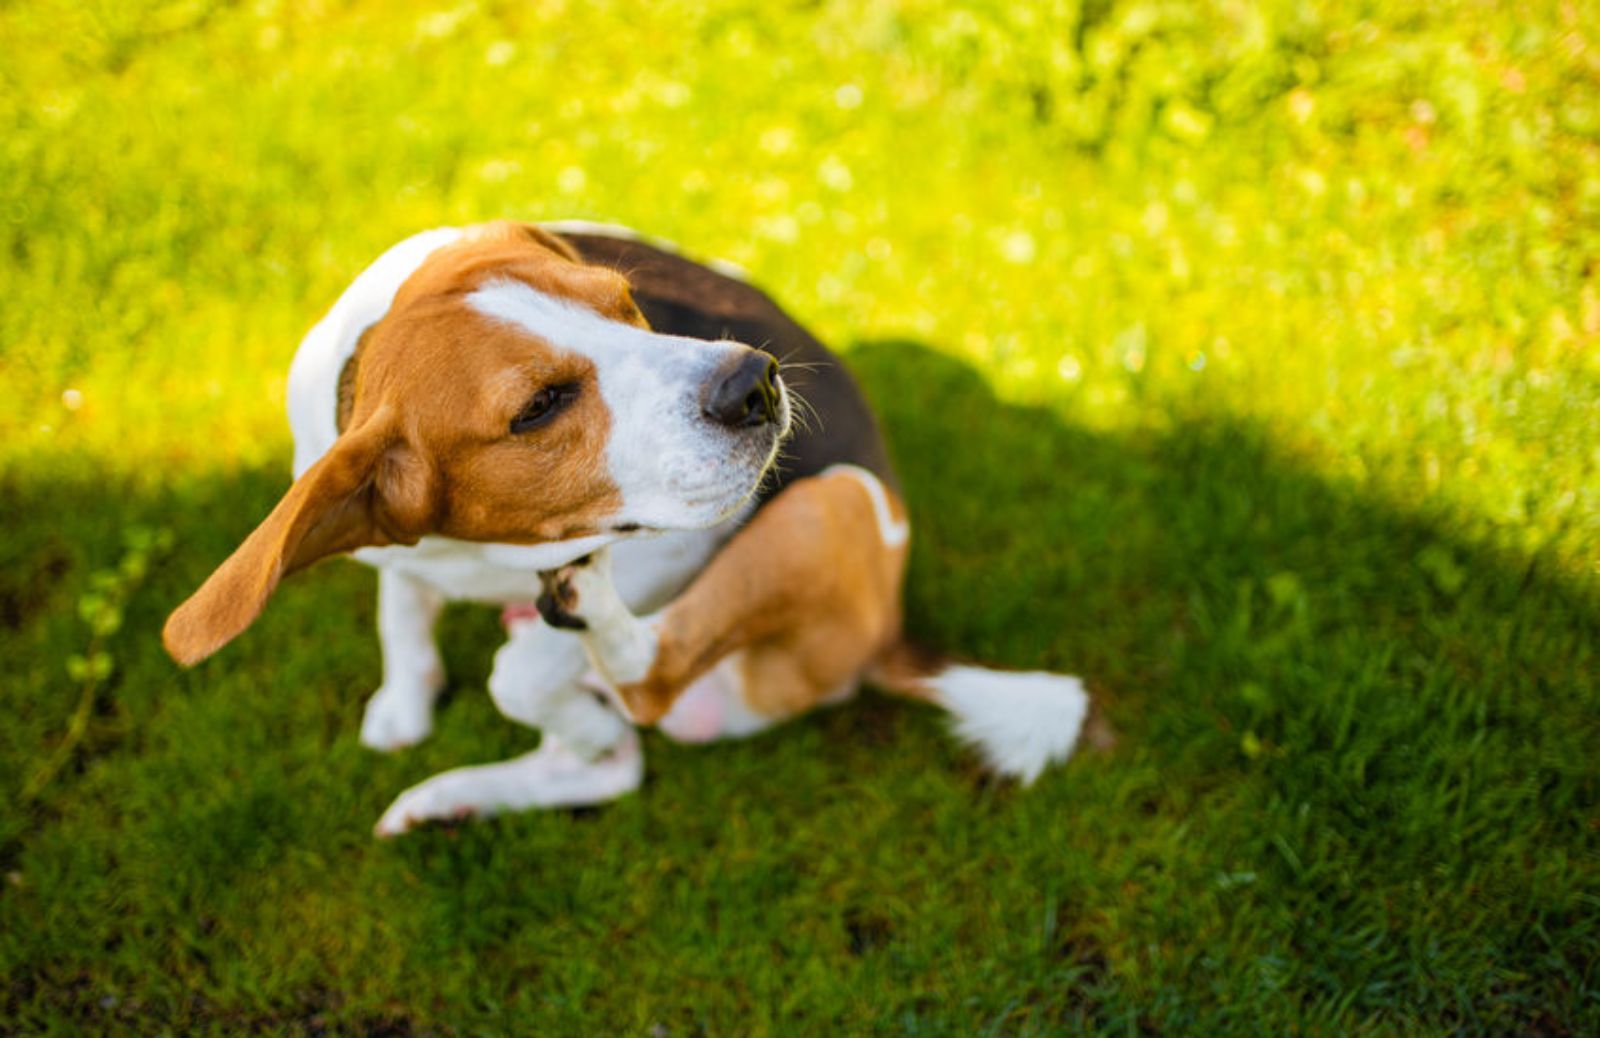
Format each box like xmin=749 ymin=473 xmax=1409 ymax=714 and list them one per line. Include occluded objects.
xmin=359 ymin=569 xmax=446 ymax=751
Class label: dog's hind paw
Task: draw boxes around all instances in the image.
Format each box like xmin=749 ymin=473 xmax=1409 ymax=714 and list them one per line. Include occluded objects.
xmin=372 ymin=731 xmax=643 ymax=837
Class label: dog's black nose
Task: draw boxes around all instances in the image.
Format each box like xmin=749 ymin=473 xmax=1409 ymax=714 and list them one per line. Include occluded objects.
xmin=704 ymin=351 xmax=780 ymax=428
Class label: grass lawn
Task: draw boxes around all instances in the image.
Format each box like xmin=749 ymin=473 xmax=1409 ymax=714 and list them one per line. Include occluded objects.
xmin=3 ymin=0 xmax=1598 ymax=1033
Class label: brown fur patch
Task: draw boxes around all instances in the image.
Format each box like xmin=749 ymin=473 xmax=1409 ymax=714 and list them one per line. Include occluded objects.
xmin=609 ymin=471 xmax=910 ymax=725
xmin=334 ymin=324 xmax=376 ymax=434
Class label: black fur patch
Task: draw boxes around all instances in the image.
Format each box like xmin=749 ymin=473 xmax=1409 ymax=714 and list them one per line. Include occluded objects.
xmin=535 ymin=587 xmax=587 ymax=630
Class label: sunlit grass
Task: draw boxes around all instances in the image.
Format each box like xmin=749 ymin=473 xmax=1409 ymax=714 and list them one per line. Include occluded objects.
xmin=5 ymin=1 xmax=1597 ymax=566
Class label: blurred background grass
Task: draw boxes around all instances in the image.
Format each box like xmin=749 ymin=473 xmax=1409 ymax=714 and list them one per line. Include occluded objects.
xmin=2 ymin=0 xmax=1598 ymax=1033
xmin=6 ymin=0 xmax=1599 ymax=559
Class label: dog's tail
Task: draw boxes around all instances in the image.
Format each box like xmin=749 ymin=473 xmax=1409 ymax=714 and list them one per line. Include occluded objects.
xmin=866 ymin=641 xmax=1090 ymax=785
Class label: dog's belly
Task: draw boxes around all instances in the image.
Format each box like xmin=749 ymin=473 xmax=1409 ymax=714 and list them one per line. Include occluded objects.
xmin=352 ymin=514 xmax=743 ymax=613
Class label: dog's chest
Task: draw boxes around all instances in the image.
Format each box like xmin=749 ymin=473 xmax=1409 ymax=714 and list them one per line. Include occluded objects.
xmin=352 ymin=520 xmax=738 ymax=612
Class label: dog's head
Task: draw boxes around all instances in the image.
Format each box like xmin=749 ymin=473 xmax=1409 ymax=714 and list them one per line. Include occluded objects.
xmin=163 ymin=221 xmax=789 ymax=665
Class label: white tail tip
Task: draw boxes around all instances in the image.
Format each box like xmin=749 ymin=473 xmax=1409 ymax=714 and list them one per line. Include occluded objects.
xmin=932 ymin=666 xmax=1090 ymax=784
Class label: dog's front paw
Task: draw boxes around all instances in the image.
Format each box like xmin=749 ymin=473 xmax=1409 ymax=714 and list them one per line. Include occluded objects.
xmin=359 ymin=683 xmax=437 ymax=751
xmin=536 ymin=552 xmax=610 ymax=630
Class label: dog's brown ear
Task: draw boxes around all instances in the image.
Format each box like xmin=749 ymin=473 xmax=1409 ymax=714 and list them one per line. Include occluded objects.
xmin=163 ymin=413 xmax=426 ymax=666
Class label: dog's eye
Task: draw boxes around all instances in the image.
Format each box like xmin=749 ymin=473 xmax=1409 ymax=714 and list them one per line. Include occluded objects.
xmin=511 ymin=383 xmax=580 ymax=434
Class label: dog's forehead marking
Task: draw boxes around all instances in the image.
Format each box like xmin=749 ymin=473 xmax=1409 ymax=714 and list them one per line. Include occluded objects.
xmin=467 ymin=278 xmax=703 ymax=373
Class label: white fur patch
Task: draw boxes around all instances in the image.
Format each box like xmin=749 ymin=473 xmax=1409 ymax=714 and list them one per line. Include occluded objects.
xmin=487 ymin=616 xmax=628 ymax=759
xmin=824 ymin=464 xmax=909 ymax=548
xmin=933 ymin=666 xmax=1089 ymax=784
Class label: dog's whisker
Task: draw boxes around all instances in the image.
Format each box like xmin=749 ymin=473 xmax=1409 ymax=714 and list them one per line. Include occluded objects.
xmin=786 ymin=387 xmax=825 ymax=435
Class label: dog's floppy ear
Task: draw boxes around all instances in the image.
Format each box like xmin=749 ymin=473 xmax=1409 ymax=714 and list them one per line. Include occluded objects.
xmin=163 ymin=410 xmax=431 ymax=666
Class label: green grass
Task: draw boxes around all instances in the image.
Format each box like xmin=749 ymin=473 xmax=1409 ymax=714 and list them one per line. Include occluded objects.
xmin=3 ymin=0 xmax=1598 ymax=1033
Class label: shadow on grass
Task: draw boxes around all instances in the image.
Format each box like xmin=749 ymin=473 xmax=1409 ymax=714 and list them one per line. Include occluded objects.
xmin=1 ymin=341 xmax=1595 ymax=1032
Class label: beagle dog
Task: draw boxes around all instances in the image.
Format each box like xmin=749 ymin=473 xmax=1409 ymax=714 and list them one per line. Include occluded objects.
xmin=163 ymin=221 xmax=1089 ymax=836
